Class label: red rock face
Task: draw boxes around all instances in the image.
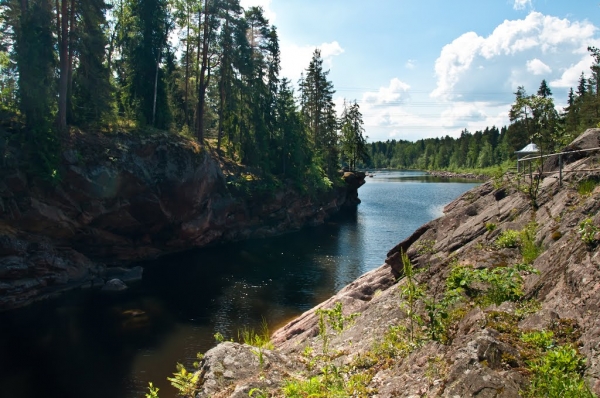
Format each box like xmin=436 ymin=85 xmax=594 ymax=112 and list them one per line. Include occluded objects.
xmin=0 ymin=131 xmax=364 ymax=310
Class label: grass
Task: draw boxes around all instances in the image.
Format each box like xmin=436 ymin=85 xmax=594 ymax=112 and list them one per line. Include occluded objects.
xmin=577 ymin=178 xmax=599 ymax=196
xmin=238 ymin=318 xmax=274 ymax=350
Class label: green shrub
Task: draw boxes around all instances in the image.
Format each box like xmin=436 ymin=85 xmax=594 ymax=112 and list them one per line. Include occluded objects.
xmin=477 ymin=263 xmax=537 ymax=305
xmin=520 ymin=222 xmax=541 ymax=264
xmin=578 ymin=218 xmax=598 ymax=245
xmin=167 ymin=363 xmax=200 ymax=397
xmin=496 ymin=229 xmax=520 ymax=248
xmin=524 ymin=346 xmax=595 ymax=398
xmin=521 ymin=330 xmax=555 ymax=351
xmin=446 ymin=263 xmax=538 ymax=306
xmin=446 ymin=265 xmax=476 ymax=294
xmin=485 ymin=222 xmax=497 ymax=232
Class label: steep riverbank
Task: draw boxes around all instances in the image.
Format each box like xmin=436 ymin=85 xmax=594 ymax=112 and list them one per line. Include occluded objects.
xmin=0 ymin=129 xmax=364 ymax=311
xmin=191 ymin=129 xmax=600 ymax=397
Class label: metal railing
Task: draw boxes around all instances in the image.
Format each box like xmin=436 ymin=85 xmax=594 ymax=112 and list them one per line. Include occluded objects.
xmin=516 ymin=147 xmax=600 ymax=187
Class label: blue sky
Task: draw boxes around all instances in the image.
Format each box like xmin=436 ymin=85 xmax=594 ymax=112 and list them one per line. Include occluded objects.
xmin=239 ymin=0 xmax=600 ymax=142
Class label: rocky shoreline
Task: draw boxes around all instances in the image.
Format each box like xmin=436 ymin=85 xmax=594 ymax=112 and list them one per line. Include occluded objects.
xmin=0 ymin=129 xmax=365 ymax=311
xmin=189 ymin=129 xmax=600 ymax=397
xmin=427 ymin=170 xmax=490 ymax=180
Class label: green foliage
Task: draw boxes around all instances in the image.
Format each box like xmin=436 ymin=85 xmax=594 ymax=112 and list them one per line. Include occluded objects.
xmin=521 ymin=330 xmax=555 ymax=351
xmin=485 ymin=222 xmax=497 ymax=232
xmin=494 ymin=223 xmax=541 ymax=264
xmin=339 ymin=100 xmax=369 ymax=171
xmin=167 ymin=363 xmax=199 ymax=397
xmin=238 ymin=318 xmax=273 ymax=350
xmin=495 ymin=229 xmax=521 ymax=248
xmin=578 ymin=218 xmax=599 ymax=245
xmin=446 ymin=265 xmax=476 ymax=293
xmin=372 ymin=324 xmax=413 ymax=359
xmin=315 ymin=302 xmax=360 ymax=355
xmin=491 ymin=166 xmax=506 ymax=189
xmin=316 ymin=302 xmax=359 ymax=334
xmin=145 ymin=382 xmax=160 ymax=398
xmin=524 ymin=346 xmax=595 ymax=398
xmin=520 ymin=222 xmax=541 ymax=264
xmin=578 ymin=178 xmax=599 ymax=196
xmin=399 ymin=251 xmax=425 ymax=343
xmin=214 ymin=332 xmax=225 ymax=343
xmin=447 ymin=263 xmax=538 ymax=306
xmin=249 ymin=388 xmax=269 ymax=398
xmin=282 ymin=364 xmax=373 ymax=398
xmin=415 ymin=239 xmax=436 ymax=255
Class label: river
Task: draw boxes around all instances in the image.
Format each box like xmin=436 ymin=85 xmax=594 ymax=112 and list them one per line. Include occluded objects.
xmin=0 ymin=171 xmax=479 ymax=398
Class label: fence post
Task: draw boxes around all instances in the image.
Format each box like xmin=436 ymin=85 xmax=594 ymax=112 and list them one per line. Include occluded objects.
xmin=559 ymin=154 xmax=563 ymax=188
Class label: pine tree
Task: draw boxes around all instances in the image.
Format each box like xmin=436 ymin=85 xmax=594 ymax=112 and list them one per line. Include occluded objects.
xmin=118 ymin=0 xmax=172 ymax=128
xmin=300 ymin=49 xmax=338 ymax=176
xmin=340 ymin=100 xmax=368 ymax=171
xmin=71 ymin=0 xmax=114 ymax=127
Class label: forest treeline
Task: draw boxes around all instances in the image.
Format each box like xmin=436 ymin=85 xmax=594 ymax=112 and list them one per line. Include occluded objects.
xmin=363 ymin=48 xmax=600 ymax=171
xmin=0 ymin=0 xmax=368 ymax=186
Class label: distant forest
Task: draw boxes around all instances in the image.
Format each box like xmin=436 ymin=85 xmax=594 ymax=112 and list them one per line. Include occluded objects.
xmin=0 ymin=0 xmax=368 ymax=187
xmin=363 ymin=48 xmax=600 ymax=171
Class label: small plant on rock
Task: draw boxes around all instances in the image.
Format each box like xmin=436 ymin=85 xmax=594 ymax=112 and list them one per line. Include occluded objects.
xmin=315 ymin=301 xmax=360 ymax=355
xmin=167 ymin=363 xmax=200 ymax=397
xmin=146 ymin=382 xmax=160 ymax=398
xmin=485 ymin=222 xmax=497 ymax=232
xmin=578 ymin=218 xmax=598 ymax=246
xmin=495 ymin=229 xmax=520 ymax=248
xmin=399 ymin=250 xmax=425 ymax=343
xmin=415 ymin=239 xmax=436 ymax=255
xmin=519 ymin=222 xmax=541 ymax=264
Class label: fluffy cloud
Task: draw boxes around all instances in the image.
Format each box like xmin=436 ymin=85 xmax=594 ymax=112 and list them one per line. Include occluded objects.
xmin=405 ymin=59 xmax=417 ymax=69
xmin=551 ymin=57 xmax=594 ymax=88
xmin=280 ymin=41 xmax=344 ymax=84
xmin=513 ymin=0 xmax=532 ymax=11
xmin=362 ymin=78 xmax=410 ymax=106
xmin=526 ymin=58 xmax=552 ymax=75
xmin=431 ymin=12 xmax=598 ymax=102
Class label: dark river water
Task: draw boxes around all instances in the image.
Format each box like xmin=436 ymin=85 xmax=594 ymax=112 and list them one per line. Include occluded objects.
xmin=0 ymin=171 xmax=479 ymax=398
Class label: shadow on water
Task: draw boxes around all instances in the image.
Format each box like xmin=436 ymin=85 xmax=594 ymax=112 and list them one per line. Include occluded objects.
xmin=0 ymin=171 xmax=479 ymax=398
xmin=0 ymin=215 xmax=359 ymax=398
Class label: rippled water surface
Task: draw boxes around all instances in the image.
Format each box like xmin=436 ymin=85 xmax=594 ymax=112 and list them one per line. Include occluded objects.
xmin=0 ymin=171 xmax=479 ymax=398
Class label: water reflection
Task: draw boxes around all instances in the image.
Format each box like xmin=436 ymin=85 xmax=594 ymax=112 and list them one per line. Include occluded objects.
xmin=0 ymin=170 xmax=479 ymax=398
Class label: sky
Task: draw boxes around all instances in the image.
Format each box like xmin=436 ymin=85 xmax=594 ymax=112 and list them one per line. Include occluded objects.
xmin=238 ymin=0 xmax=600 ymax=143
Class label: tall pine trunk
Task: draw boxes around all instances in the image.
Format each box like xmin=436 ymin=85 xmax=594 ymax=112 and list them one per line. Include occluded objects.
xmin=57 ymin=0 xmax=69 ymax=132
xmin=196 ymin=0 xmax=210 ymax=143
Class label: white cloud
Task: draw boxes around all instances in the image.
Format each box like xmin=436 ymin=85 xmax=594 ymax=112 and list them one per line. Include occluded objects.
xmin=362 ymin=78 xmax=410 ymax=106
xmin=431 ymin=12 xmax=598 ymax=101
xmin=550 ymin=57 xmax=593 ymax=88
xmin=239 ymin=0 xmax=276 ymax=22
xmin=526 ymin=58 xmax=551 ymax=75
xmin=280 ymin=41 xmax=344 ymax=84
xmin=405 ymin=59 xmax=416 ymax=69
xmin=513 ymin=0 xmax=532 ymax=10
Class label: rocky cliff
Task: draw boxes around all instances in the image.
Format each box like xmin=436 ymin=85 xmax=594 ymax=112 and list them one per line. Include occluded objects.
xmin=190 ymin=129 xmax=600 ymax=397
xmin=0 ymin=129 xmax=364 ymax=310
